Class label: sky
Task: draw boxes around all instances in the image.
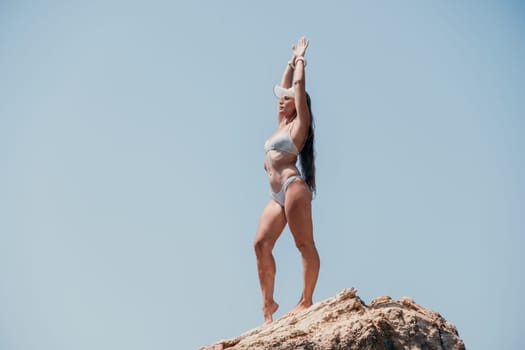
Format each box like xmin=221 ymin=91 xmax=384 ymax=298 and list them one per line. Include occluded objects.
xmin=1 ymin=1 xmax=523 ymax=349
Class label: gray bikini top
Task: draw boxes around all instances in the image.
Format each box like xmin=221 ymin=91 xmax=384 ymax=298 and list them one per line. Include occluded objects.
xmin=264 ymin=128 xmax=299 ymax=156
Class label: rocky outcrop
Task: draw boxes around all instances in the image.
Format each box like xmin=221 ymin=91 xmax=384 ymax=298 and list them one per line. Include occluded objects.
xmin=199 ymin=288 xmax=465 ymax=350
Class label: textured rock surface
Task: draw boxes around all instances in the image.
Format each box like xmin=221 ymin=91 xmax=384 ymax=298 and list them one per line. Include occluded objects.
xmin=199 ymin=288 xmax=465 ymax=350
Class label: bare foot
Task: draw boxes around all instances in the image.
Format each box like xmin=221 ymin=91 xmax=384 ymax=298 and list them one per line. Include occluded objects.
xmin=283 ymin=300 xmax=312 ymax=318
xmin=263 ymin=301 xmax=279 ymax=325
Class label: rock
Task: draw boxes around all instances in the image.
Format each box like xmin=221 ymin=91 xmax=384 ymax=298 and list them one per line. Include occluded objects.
xmin=199 ymin=288 xmax=465 ymax=350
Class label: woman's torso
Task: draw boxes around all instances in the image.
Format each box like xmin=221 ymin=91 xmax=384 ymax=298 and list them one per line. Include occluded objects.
xmin=264 ymin=126 xmax=301 ymax=193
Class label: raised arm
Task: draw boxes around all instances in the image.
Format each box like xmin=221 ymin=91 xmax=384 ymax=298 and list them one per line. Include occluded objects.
xmin=292 ymin=37 xmax=310 ymax=140
xmin=279 ymin=54 xmax=296 ymax=88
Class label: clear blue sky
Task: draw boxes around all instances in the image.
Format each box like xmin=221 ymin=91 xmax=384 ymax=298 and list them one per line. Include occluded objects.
xmin=1 ymin=1 xmax=523 ymax=349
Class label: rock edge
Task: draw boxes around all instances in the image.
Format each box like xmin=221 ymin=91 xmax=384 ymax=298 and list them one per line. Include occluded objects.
xmin=199 ymin=288 xmax=465 ymax=350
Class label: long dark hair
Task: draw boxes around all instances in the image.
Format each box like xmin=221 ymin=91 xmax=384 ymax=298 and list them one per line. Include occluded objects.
xmin=300 ymin=92 xmax=316 ymax=194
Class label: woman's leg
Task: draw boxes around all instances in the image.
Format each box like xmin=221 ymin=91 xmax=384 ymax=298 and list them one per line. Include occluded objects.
xmin=284 ymin=180 xmax=320 ymax=315
xmin=253 ymin=200 xmax=287 ymax=324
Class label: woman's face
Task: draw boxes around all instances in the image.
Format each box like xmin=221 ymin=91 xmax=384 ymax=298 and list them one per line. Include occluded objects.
xmin=277 ymin=95 xmax=296 ymax=118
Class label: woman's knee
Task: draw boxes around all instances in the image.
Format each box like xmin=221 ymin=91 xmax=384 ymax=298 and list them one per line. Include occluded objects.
xmin=254 ymin=237 xmax=274 ymax=256
xmin=294 ymin=238 xmax=316 ymax=254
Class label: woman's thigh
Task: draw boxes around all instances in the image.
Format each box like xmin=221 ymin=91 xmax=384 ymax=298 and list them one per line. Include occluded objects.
xmin=284 ymin=180 xmax=314 ymax=245
xmin=254 ymin=200 xmax=287 ymax=247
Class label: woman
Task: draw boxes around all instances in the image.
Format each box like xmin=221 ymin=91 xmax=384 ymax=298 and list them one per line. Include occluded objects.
xmin=254 ymin=37 xmax=320 ymax=325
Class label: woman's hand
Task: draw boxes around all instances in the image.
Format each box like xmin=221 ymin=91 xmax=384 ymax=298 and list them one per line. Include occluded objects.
xmin=292 ymin=37 xmax=309 ymax=58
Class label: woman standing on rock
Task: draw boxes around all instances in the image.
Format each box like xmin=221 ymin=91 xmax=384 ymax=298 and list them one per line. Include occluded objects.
xmin=254 ymin=37 xmax=320 ymax=325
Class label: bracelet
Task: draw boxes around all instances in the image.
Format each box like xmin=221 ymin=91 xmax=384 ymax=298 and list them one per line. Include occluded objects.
xmin=288 ymin=60 xmax=295 ymax=70
xmin=295 ymin=56 xmax=307 ymax=67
